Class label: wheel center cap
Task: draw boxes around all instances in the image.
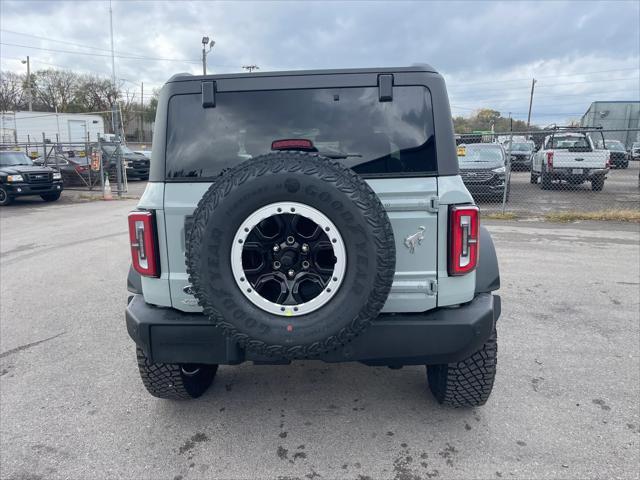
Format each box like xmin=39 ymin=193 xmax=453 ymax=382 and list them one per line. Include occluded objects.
xmin=280 ymin=250 xmax=298 ymax=268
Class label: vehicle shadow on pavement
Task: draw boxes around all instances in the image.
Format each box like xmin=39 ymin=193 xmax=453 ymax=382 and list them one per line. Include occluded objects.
xmin=143 ymin=361 xmax=487 ymax=479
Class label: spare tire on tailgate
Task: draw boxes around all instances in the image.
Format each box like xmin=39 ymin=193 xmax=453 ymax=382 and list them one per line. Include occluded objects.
xmin=186 ymin=152 xmax=395 ymax=358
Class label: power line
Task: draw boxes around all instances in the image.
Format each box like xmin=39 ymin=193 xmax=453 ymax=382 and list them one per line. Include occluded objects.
xmin=0 ymin=41 xmax=202 ymax=64
xmin=447 ymin=67 xmax=640 ymax=86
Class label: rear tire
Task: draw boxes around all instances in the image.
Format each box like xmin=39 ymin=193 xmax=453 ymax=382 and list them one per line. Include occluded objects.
xmin=136 ymin=347 xmax=217 ymax=399
xmin=0 ymin=186 xmax=13 ymax=206
xmin=427 ymin=329 xmax=497 ymax=407
xmin=591 ymin=176 xmax=605 ymax=191
xmin=540 ymin=169 xmax=552 ymax=190
xmin=41 ymin=192 xmax=61 ymax=202
xmin=529 ymin=171 xmax=538 ymax=184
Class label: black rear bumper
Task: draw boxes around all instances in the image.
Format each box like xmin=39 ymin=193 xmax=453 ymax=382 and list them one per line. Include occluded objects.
xmin=126 ymin=293 xmax=500 ymax=366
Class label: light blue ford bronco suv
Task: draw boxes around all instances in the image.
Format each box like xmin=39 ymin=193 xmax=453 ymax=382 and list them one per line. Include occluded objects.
xmin=126 ymin=65 xmax=501 ymax=406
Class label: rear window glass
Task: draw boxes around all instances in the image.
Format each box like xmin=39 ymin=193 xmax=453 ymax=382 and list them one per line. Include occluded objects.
xmin=165 ymin=86 xmax=436 ymax=179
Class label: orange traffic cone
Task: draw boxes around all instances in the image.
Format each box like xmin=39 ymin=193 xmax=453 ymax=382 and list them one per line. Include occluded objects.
xmin=103 ymin=177 xmax=113 ymax=201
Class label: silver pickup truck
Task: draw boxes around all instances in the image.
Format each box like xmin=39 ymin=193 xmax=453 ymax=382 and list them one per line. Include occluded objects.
xmin=531 ymin=128 xmax=610 ymax=191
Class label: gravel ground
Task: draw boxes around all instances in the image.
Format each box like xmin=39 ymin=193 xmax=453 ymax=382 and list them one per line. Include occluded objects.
xmin=0 ymin=200 xmax=638 ymax=480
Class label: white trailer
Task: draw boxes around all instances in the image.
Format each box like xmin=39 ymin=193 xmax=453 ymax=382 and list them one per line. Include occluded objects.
xmin=1 ymin=111 xmax=105 ymax=144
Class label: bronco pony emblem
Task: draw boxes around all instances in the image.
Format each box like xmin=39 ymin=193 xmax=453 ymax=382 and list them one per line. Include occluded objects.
xmin=404 ymin=226 xmax=426 ymax=254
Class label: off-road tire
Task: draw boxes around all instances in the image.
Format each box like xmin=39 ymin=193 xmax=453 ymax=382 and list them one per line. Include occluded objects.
xmin=136 ymin=347 xmax=217 ymax=400
xmin=186 ymin=152 xmax=395 ymax=359
xmin=41 ymin=192 xmax=61 ymax=202
xmin=591 ymin=176 xmax=605 ymax=191
xmin=0 ymin=186 xmax=13 ymax=206
xmin=427 ymin=329 xmax=497 ymax=407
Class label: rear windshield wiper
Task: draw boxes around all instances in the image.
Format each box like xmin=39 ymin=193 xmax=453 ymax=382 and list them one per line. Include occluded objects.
xmin=317 ymin=149 xmax=363 ymax=159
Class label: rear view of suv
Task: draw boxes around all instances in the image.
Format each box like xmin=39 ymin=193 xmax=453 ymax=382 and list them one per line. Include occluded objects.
xmin=126 ymin=66 xmax=501 ymax=407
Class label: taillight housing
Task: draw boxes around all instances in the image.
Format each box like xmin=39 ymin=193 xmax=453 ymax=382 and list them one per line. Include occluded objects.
xmin=606 ymin=153 xmax=611 ymax=168
xmin=128 ymin=210 xmax=160 ymax=277
xmin=546 ymin=151 xmax=554 ymax=169
xmin=448 ymin=205 xmax=479 ymax=276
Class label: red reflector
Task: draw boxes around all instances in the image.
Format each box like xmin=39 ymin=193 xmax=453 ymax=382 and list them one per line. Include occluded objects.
xmin=271 ymin=139 xmax=315 ymax=151
xmin=448 ymin=205 xmax=479 ymax=276
xmin=128 ymin=210 xmax=159 ymax=277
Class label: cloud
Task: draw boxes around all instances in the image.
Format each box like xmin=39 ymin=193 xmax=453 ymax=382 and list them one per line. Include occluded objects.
xmin=1 ymin=0 xmax=638 ymax=125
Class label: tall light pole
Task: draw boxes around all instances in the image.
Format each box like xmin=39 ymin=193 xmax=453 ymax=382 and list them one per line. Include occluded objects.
xmin=526 ymin=78 xmax=537 ymax=130
xmin=21 ymin=56 xmax=32 ymax=111
xmin=201 ymin=36 xmax=215 ymax=75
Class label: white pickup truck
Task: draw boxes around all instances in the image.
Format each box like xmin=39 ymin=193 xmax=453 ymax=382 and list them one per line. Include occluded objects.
xmin=531 ymin=130 xmax=610 ymax=191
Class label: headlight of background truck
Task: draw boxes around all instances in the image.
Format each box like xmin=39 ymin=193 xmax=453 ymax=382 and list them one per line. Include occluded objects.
xmin=7 ymin=175 xmax=24 ymax=182
xmin=492 ymin=166 xmax=506 ymax=174
xmin=53 ymin=172 xmax=62 ymax=180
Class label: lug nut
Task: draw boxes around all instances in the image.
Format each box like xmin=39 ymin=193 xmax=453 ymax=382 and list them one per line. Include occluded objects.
xmin=301 ymin=243 xmax=309 ymax=253
xmin=273 ymin=244 xmax=280 ymax=252
xmin=302 ymin=260 xmax=310 ymax=269
xmin=288 ymin=269 xmax=295 ymax=278
xmin=273 ymin=261 xmax=281 ymax=270
xmin=286 ymin=236 xmax=295 ymax=245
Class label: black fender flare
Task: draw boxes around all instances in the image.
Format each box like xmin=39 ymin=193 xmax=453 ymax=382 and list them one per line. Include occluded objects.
xmin=475 ymin=226 xmax=500 ymax=294
xmin=127 ymin=265 xmax=143 ymax=294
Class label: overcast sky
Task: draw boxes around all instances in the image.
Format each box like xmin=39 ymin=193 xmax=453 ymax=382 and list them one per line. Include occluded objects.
xmin=1 ymin=0 xmax=638 ymax=125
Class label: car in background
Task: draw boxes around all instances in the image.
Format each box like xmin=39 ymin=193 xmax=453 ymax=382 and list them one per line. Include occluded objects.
xmin=532 ymin=130 xmax=608 ymax=191
xmin=0 ymin=150 xmax=63 ymax=206
xmin=630 ymin=142 xmax=640 ymax=161
xmin=602 ymin=140 xmax=629 ymax=169
xmin=34 ymin=154 xmax=100 ymax=186
xmin=101 ymin=144 xmax=150 ymax=180
xmin=457 ymin=143 xmax=509 ymax=201
xmin=133 ymin=149 xmax=152 ymax=159
xmin=506 ymin=141 xmax=534 ymax=170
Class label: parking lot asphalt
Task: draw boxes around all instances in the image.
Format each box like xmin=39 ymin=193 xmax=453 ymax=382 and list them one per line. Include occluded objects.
xmin=475 ymin=161 xmax=640 ymax=214
xmin=0 ymin=200 xmax=639 ymax=480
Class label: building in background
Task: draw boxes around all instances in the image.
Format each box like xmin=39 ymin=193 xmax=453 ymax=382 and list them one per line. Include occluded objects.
xmin=0 ymin=111 xmax=105 ymax=144
xmin=581 ymin=101 xmax=640 ymax=149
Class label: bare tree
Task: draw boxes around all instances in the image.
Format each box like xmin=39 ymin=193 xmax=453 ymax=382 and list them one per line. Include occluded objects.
xmin=33 ymin=69 xmax=79 ymax=112
xmin=0 ymin=71 xmax=25 ymax=112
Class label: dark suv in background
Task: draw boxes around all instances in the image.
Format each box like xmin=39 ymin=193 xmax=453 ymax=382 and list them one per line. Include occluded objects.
xmin=102 ymin=144 xmax=150 ymax=180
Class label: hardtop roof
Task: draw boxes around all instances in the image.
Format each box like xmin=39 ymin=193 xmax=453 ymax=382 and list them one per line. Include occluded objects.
xmin=166 ymin=65 xmax=438 ymax=83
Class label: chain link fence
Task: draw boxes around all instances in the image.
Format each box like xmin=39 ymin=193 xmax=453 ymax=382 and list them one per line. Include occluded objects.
xmin=456 ymin=127 xmax=640 ymax=217
xmin=0 ymin=135 xmax=137 ymax=197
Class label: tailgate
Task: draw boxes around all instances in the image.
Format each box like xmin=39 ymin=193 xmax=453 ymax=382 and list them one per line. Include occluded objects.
xmin=552 ymin=151 xmax=606 ymax=169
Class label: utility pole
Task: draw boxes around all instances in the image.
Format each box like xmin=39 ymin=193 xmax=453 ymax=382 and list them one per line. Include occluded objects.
xmin=21 ymin=56 xmax=32 ymax=111
xmin=201 ymin=36 xmax=215 ymax=75
xmin=139 ymin=82 xmax=144 ymax=142
xmin=109 ymin=0 xmax=119 ymax=139
xmin=526 ymin=78 xmax=537 ymax=129
xmin=242 ymin=65 xmax=259 ymax=73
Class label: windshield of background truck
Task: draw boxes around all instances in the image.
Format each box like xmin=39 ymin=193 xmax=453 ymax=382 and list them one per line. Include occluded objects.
xmin=604 ymin=140 xmax=625 ymax=151
xmin=0 ymin=151 xmax=34 ymax=167
xmin=548 ymin=135 xmax=590 ymax=149
xmin=165 ymin=86 xmax=437 ymax=179
xmin=103 ymin=145 xmax=136 ymax=155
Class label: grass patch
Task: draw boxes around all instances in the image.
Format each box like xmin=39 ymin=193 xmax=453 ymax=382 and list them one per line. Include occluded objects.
xmin=543 ymin=210 xmax=640 ymax=223
xmin=483 ymin=212 xmax=519 ymax=221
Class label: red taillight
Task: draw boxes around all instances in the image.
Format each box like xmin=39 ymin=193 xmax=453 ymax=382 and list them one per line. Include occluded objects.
xmin=128 ymin=210 xmax=159 ymax=277
xmin=271 ymin=139 xmax=315 ymax=151
xmin=546 ymin=151 xmax=554 ymax=169
xmin=448 ymin=205 xmax=479 ymax=276
xmin=75 ymin=165 xmax=87 ymax=173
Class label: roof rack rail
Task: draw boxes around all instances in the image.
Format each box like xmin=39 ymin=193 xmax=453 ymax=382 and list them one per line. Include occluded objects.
xmin=543 ymin=124 xmax=602 ymax=131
